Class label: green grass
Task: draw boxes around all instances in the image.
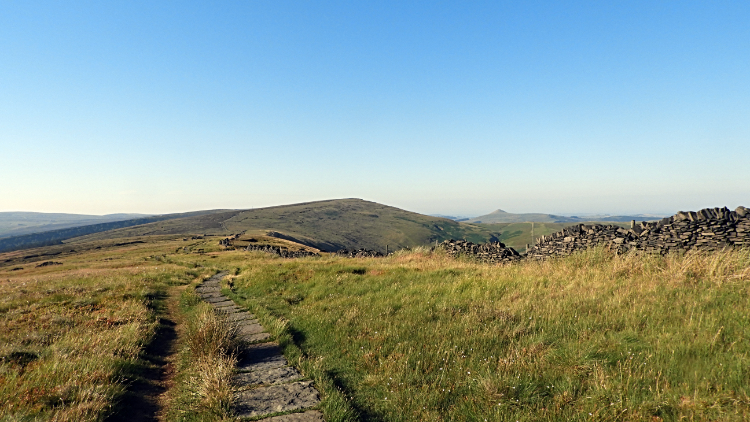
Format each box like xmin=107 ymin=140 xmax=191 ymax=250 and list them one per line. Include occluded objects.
xmin=226 ymin=247 xmax=750 ymax=421
xmin=3 ymin=235 xmax=748 ymax=421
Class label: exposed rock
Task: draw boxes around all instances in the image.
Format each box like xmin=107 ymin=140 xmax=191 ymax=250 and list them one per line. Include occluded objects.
xmin=35 ymin=261 xmax=62 ymax=267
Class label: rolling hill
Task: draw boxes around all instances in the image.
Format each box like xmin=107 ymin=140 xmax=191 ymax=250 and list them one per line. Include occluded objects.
xmin=467 ymin=209 xmax=660 ymax=224
xmin=0 ymin=212 xmax=151 ymax=238
xmin=68 ymin=199 xmax=501 ymax=253
xmin=0 ymin=210 xmax=234 ymax=253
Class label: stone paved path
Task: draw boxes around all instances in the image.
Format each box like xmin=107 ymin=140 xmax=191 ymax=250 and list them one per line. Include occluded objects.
xmin=196 ymin=272 xmax=324 ymax=421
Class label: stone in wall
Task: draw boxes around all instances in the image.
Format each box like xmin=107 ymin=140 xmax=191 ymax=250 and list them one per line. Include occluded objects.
xmin=335 ymin=249 xmax=384 ymax=258
xmin=438 ymin=240 xmax=522 ymax=263
xmin=526 ymin=206 xmax=750 ymax=260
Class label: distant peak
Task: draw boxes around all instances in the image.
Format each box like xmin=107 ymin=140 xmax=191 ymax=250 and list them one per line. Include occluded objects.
xmin=490 ymin=209 xmax=507 ymax=214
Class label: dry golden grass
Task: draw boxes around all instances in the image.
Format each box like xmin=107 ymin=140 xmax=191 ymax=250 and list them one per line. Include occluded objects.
xmin=162 ymin=291 xmax=242 ymax=422
xmin=0 ymin=240 xmax=205 ymax=421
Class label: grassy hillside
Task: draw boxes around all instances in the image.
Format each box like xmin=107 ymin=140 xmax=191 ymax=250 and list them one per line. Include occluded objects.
xmin=468 ymin=210 xmax=658 ymax=224
xmin=467 ymin=210 xmax=580 ymax=224
xmin=0 ymin=210 xmax=235 ymax=253
xmin=2 ymin=236 xmax=748 ymax=421
xmin=0 ymin=212 xmax=150 ymax=238
xmin=71 ymin=199 xmax=502 ymax=253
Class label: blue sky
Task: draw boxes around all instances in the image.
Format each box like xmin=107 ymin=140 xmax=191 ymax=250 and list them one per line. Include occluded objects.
xmin=1 ymin=1 xmax=748 ymax=216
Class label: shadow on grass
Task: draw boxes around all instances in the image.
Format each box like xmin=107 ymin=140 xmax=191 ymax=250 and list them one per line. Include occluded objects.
xmin=106 ymin=290 xmax=177 ymax=422
xmin=324 ymin=367 xmax=385 ymax=422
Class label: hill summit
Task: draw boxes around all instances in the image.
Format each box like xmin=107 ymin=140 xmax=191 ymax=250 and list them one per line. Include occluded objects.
xmin=69 ymin=199 xmax=501 ymax=253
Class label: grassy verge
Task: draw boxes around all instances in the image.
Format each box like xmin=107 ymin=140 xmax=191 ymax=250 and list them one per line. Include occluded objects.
xmin=226 ymin=268 xmax=359 ymax=422
xmin=0 ymin=241 xmax=200 ymax=421
xmin=229 ymin=247 xmax=750 ymax=421
xmin=162 ymin=283 xmax=241 ymax=422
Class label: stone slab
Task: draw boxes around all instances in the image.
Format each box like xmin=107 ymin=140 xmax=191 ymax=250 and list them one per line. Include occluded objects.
xmin=237 ymin=342 xmax=287 ymax=372
xmin=196 ymin=288 xmax=220 ymax=294
xmin=239 ymin=332 xmax=271 ymax=344
xmin=261 ymin=410 xmax=325 ymax=422
xmin=204 ymin=296 xmax=230 ymax=303
xmin=198 ymin=291 xmax=224 ymax=298
xmin=227 ymin=313 xmax=256 ymax=322
xmin=234 ymin=366 xmax=302 ymax=386
xmin=238 ymin=322 xmax=265 ymax=335
xmin=210 ymin=300 xmax=235 ymax=308
xmin=216 ymin=307 xmax=243 ymax=314
xmin=234 ymin=381 xmax=320 ymax=418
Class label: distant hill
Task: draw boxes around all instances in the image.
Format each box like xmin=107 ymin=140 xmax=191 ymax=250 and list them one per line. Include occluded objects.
xmin=430 ymin=214 xmax=472 ymax=222
xmin=0 ymin=212 xmax=151 ymax=238
xmin=0 ymin=210 xmax=233 ymax=253
xmin=69 ymin=199 xmax=501 ymax=253
xmin=467 ymin=209 xmax=660 ymax=224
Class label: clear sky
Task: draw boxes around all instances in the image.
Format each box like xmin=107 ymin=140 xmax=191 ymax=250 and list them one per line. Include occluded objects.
xmin=1 ymin=1 xmax=748 ymax=217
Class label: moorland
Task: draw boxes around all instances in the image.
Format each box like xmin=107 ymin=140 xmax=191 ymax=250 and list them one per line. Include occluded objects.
xmin=0 ymin=199 xmax=747 ymax=422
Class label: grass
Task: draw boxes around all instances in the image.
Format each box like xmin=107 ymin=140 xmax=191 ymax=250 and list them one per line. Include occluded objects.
xmin=2 ymin=235 xmax=748 ymax=421
xmin=0 ymin=240 xmax=205 ymax=421
xmin=227 ymin=247 xmax=750 ymax=421
xmin=161 ymin=287 xmax=241 ymax=422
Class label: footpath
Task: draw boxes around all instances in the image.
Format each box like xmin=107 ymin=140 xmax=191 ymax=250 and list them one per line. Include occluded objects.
xmin=195 ymin=272 xmax=323 ymax=421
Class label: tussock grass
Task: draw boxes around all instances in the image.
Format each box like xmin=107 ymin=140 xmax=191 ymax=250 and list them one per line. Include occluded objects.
xmin=0 ymin=241 xmax=201 ymax=421
xmin=162 ymin=288 xmax=240 ymax=421
xmin=230 ymin=247 xmax=750 ymax=421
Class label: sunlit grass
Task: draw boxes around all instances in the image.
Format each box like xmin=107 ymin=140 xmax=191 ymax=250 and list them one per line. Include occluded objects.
xmin=230 ymin=247 xmax=750 ymax=421
xmin=3 ymin=237 xmax=748 ymax=421
xmin=162 ymin=288 xmax=240 ymax=422
xmin=0 ymin=241 xmax=201 ymax=421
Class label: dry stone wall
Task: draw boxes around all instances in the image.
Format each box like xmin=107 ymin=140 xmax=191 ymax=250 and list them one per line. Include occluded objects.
xmin=335 ymin=248 xmax=384 ymax=258
xmin=526 ymin=206 xmax=749 ymax=260
xmin=245 ymin=244 xmax=320 ymax=258
xmin=439 ymin=240 xmax=522 ymax=263
xmin=439 ymin=206 xmax=749 ymax=263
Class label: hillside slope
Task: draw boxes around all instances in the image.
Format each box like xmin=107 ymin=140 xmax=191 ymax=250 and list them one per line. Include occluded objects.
xmin=0 ymin=212 xmax=150 ymax=238
xmin=70 ymin=199 xmax=500 ymax=253
xmin=468 ymin=209 xmax=659 ymax=224
xmin=467 ymin=209 xmax=578 ymax=224
xmin=0 ymin=210 xmax=235 ymax=253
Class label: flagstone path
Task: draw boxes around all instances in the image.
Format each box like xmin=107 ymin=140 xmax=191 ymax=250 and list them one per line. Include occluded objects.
xmin=195 ymin=272 xmax=323 ymax=421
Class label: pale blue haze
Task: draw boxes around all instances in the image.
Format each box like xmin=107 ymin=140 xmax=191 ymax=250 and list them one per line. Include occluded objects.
xmin=1 ymin=1 xmax=748 ymax=216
